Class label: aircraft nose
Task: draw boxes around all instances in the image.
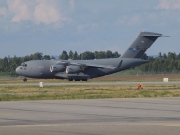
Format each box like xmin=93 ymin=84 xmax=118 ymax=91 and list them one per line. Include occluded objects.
xmin=16 ymin=66 xmax=21 ymax=75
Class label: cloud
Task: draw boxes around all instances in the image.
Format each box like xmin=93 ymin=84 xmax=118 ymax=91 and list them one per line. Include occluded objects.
xmin=0 ymin=0 xmax=68 ymax=25
xmin=34 ymin=0 xmax=61 ymax=24
xmin=157 ymin=0 xmax=180 ymax=10
xmin=7 ymin=0 xmax=33 ymax=22
xmin=156 ymin=0 xmax=180 ymax=23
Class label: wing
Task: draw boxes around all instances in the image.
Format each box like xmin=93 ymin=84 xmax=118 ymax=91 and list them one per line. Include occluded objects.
xmin=56 ymin=60 xmax=116 ymax=69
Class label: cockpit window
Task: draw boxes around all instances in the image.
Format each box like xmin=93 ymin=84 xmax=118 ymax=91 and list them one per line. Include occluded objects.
xmin=21 ymin=63 xmax=27 ymax=67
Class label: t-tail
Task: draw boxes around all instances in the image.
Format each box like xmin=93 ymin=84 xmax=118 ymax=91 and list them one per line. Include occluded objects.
xmin=121 ymin=32 xmax=162 ymax=58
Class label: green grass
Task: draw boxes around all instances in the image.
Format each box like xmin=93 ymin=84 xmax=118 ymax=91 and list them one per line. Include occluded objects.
xmin=0 ymin=85 xmax=180 ymax=101
xmin=1 ymin=74 xmax=180 ymax=101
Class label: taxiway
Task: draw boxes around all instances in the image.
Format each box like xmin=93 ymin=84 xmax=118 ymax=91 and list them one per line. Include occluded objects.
xmin=0 ymin=81 xmax=180 ymax=86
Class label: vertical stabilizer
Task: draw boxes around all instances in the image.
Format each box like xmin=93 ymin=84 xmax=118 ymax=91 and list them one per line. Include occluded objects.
xmin=121 ymin=32 xmax=162 ymax=58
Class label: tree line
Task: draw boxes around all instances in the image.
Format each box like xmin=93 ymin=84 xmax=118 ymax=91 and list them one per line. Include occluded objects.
xmin=139 ymin=52 xmax=180 ymax=74
xmin=0 ymin=51 xmax=180 ymax=76
xmin=60 ymin=50 xmax=120 ymax=60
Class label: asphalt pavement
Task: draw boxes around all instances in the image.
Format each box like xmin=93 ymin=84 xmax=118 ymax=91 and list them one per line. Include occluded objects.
xmin=0 ymin=98 xmax=180 ymax=135
xmin=0 ymin=81 xmax=180 ymax=86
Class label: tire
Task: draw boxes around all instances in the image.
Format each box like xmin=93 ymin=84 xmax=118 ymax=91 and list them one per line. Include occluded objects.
xmin=68 ymin=79 xmax=73 ymax=81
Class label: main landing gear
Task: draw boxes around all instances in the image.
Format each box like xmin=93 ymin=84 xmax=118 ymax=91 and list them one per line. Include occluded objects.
xmin=68 ymin=78 xmax=73 ymax=81
xmin=23 ymin=78 xmax=27 ymax=82
xmin=68 ymin=78 xmax=88 ymax=81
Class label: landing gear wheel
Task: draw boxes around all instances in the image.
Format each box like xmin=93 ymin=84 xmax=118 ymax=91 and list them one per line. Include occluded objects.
xmin=68 ymin=79 xmax=73 ymax=81
xmin=23 ymin=78 xmax=27 ymax=82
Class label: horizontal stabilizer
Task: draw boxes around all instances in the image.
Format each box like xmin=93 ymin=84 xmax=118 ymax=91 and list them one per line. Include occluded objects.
xmin=141 ymin=32 xmax=162 ymax=37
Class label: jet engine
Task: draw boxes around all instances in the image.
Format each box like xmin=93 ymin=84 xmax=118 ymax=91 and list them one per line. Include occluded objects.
xmin=50 ymin=65 xmax=65 ymax=72
xmin=66 ymin=65 xmax=82 ymax=74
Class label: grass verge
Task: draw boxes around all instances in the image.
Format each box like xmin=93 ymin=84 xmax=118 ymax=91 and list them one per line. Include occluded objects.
xmin=0 ymin=85 xmax=180 ymax=101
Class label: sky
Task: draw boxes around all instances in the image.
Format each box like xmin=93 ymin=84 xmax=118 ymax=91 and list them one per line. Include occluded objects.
xmin=0 ymin=0 xmax=180 ymax=58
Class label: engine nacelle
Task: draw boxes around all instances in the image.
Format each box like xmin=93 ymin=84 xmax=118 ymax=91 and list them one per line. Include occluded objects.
xmin=50 ymin=65 xmax=65 ymax=72
xmin=66 ymin=65 xmax=82 ymax=74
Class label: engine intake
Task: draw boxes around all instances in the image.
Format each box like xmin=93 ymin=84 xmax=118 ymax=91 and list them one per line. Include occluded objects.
xmin=50 ymin=65 xmax=65 ymax=72
xmin=66 ymin=65 xmax=82 ymax=74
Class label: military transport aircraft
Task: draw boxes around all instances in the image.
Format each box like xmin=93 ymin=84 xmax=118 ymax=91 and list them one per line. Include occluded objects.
xmin=16 ymin=32 xmax=163 ymax=81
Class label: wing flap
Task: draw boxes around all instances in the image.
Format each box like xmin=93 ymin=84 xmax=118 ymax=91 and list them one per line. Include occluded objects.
xmin=70 ymin=62 xmax=116 ymax=69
